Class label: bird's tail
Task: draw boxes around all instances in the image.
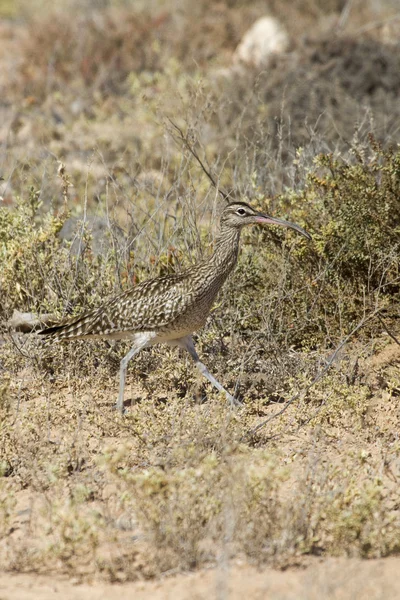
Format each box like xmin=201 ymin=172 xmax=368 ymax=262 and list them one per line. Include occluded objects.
xmin=38 ymin=308 xmax=101 ymax=341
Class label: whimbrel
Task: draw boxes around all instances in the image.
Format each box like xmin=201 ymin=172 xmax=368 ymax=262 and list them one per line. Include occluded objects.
xmin=39 ymin=202 xmax=311 ymax=412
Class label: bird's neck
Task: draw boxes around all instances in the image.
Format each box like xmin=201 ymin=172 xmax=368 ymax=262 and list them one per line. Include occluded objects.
xmin=208 ymin=224 xmax=241 ymax=276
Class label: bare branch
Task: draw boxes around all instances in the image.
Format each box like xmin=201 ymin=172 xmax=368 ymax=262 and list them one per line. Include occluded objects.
xmin=377 ymin=314 xmax=400 ymax=346
xmin=347 ymin=12 xmax=400 ymax=38
xmin=166 ymin=118 xmax=231 ymax=202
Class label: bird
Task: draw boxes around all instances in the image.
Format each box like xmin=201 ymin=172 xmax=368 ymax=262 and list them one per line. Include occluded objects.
xmin=38 ymin=202 xmax=311 ymax=413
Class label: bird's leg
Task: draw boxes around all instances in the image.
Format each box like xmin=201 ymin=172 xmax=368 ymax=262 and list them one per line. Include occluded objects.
xmin=176 ymin=336 xmax=241 ymax=407
xmin=116 ymin=333 xmax=154 ymax=414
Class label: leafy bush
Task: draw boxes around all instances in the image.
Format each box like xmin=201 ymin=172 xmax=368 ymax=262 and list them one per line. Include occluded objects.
xmin=0 ymin=188 xmax=63 ymax=318
xmin=236 ymin=138 xmax=400 ymax=347
xmin=0 ymin=186 xmax=131 ymax=321
xmin=303 ymin=139 xmax=400 ymax=287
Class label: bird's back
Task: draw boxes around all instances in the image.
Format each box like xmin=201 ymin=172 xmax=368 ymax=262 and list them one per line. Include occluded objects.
xmin=38 ymin=262 xmax=222 ymax=341
xmin=39 ymin=211 xmax=246 ymax=343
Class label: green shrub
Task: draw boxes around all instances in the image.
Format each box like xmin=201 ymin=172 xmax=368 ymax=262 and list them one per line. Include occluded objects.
xmin=241 ymin=138 xmax=400 ymax=346
xmin=303 ymin=139 xmax=400 ymax=287
xmin=0 ymin=189 xmax=124 ymax=320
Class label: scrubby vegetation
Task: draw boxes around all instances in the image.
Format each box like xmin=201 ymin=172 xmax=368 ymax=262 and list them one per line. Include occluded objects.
xmin=0 ymin=0 xmax=400 ymax=588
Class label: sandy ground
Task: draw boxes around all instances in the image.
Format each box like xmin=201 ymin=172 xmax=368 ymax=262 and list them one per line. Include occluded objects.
xmin=1 ymin=558 xmax=400 ymax=600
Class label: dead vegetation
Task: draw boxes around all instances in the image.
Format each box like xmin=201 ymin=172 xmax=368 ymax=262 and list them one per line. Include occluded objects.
xmin=0 ymin=0 xmax=400 ymax=590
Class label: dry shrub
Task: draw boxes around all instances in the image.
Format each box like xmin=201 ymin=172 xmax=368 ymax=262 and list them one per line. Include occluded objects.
xmin=102 ymin=439 xmax=400 ymax=572
xmin=15 ymin=1 xmax=265 ymax=99
xmin=0 ymin=192 xmax=122 ymax=320
xmin=211 ymin=34 xmax=400 ymax=169
xmin=1 ymin=347 xmax=400 ymax=578
xmin=225 ymin=137 xmax=400 ymax=348
xmin=301 ymin=140 xmax=400 ymax=286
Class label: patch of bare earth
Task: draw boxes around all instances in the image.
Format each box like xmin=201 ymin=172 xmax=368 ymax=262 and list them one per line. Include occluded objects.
xmin=1 ymin=557 xmax=400 ymax=600
xmin=0 ymin=337 xmax=399 ymax=594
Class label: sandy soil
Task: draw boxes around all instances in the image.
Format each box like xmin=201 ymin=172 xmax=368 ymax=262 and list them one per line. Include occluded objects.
xmin=1 ymin=557 xmax=400 ymax=600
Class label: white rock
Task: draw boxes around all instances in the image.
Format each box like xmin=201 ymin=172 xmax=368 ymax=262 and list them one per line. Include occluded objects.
xmin=233 ymin=16 xmax=289 ymax=69
xmin=7 ymin=310 xmax=58 ymax=332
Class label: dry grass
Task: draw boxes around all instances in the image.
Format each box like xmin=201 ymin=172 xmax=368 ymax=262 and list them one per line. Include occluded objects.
xmin=1 ymin=337 xmax=400 ymax=580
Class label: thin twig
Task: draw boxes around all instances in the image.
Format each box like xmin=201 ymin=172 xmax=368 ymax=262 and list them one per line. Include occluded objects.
xmin=166 ymin=118 xmax=231 ymax=202
xmin=6 ymin=331 xmax=40 ymax=367
xmin=246 ymin=307 xmax=382 ymax=440
xmin=377 ymin=314 xmax=400 ymax=346
xmin=11 ymin=379 xmax=23 ymax=425
xmin=336 ymin=0 xmax=354 ymax=31
xmin=345 ymin=12 xmax=400 ymax=38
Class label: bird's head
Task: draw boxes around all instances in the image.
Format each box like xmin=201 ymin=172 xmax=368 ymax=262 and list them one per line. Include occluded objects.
xmin=220 ymin=202 xmax=311 ymax=239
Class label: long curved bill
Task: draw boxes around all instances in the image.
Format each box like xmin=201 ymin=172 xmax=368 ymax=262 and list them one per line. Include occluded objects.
xmin=254 ymin=212 xmax=311 ymax=240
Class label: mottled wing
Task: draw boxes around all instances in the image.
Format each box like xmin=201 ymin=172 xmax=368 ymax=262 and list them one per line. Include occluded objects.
xmin=38 ymin=272 xmax=193 ymax=340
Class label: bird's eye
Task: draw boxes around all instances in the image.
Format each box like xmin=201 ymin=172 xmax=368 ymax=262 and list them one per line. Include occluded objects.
xmin=236 ymin=208 xmax=246 ymax=216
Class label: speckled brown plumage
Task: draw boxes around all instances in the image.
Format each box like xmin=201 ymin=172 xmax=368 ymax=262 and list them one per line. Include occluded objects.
xmin=38 ymin=202 xmax=310 ymax=412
